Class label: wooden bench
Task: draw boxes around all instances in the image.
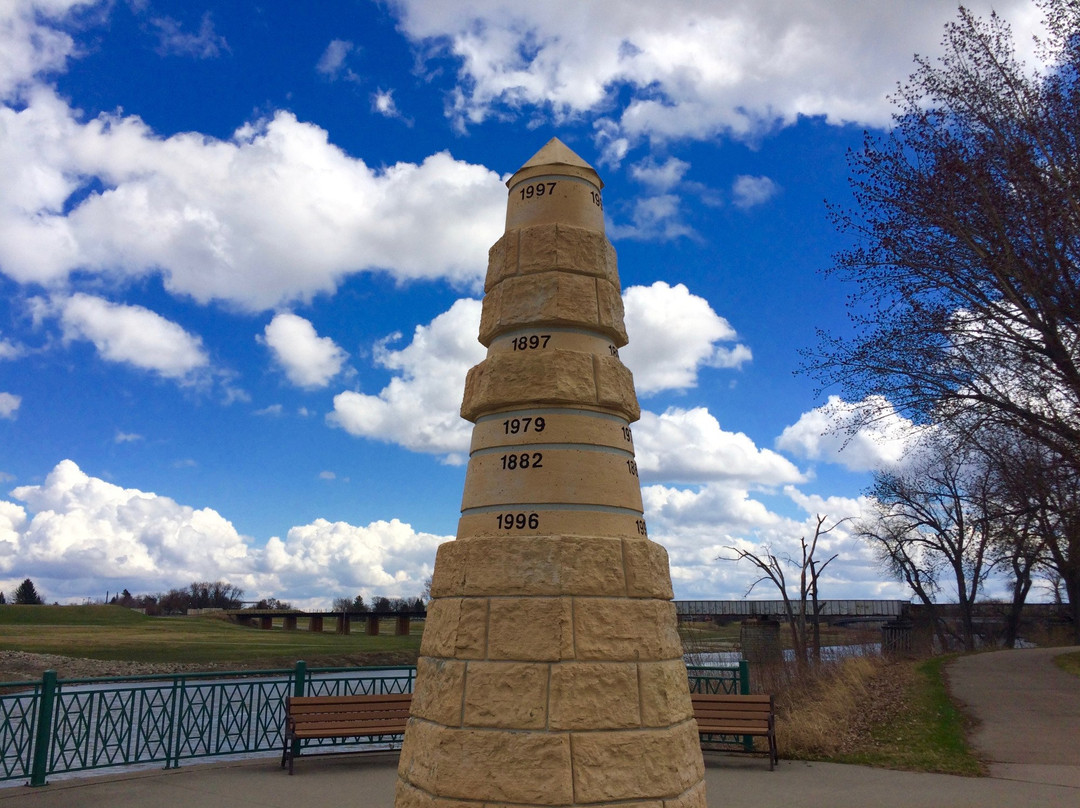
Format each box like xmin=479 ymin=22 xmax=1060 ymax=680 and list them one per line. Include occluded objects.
xmin=691 ymin=693 xmax=778 ymax=770
xmin=281 ymin=691 xmax=777 ymax=773
xmin=281 ymin=693 xmax=411 ymax=774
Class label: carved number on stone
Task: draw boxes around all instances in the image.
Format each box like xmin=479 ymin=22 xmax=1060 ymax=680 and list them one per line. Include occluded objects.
xmin=512 ymin=335 xmax=551 ymax=351
xmin=520 ymin=182 xmax=557 ymax=200
xmin=635 ymin=519 xmax=648 ymax=536
xmin=608 ymin=345 xmax=619 ymax=357
xmin=626 ymin=459 xmax=638 ymax=476
xmin=498 ymin=513 xmax=540 ymax=530
xmin=621 ymin=426 xmax=633 ymax=442
xmin=501 ymin=452 xmax=543 ymax=470
xmin=590 ymin=191 xmax=603 ymax=209
xmin=503 ymin=417 xmax=546 ymax=434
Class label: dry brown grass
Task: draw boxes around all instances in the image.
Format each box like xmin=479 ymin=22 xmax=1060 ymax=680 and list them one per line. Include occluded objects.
xmin=757 ymin=655 xmax=890 ymax=758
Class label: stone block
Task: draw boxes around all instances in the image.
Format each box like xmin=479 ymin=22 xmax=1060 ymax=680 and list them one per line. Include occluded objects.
xmin=516 ymin=224 xmax=558 ymax=275
xmin=664 ymin=780 xmax=708 ymax=808
xmin=463 ymin=661 xmax=548 ymax=729
xmin=419 ymin=598 xmax=488 ymax=659
xmin=623 ymin=539 xmax=675 ymax=599
xmin=437 ymin=535 xmax=626 ymax=597
xmin=411 ymin=657 xmax=466 ymax=727
xmin=594 ymin=355 xmax=641 ymax=422
xmin=484 ymin=231 xmax=518 ymax=293
xmin=394 ymin=777 xmax=485 ymax=808
xmin=459 ymin=363 xmax=486 ymax=423
xmin=429 ymin=541 xmax=467 ymax=598
xmin=596 ymin=278 xmax=629 ymax=344
xmin=478 ymin=272 xmax=598 ymax=343
xmin=573 ymin=598 xmax=682 ymax=661
xmin=638 ymin=660 xmax=695 ymax=726
xmin=548 ymin=662 xmax=640 ymax=730
xmin=553 ymin=224 xmax=608 ymax=276
xmin=459 ymin=352 xmax=597 ymax=422
xmin=487 ymin=597 xmax=573 ymax=661
xmin=570 ymin=722 xmax=705 ymax=803
xmin=399 ymin=720 xmax=573 ymax=805
xmin=603 ymin=238 xmax=621 ymax=288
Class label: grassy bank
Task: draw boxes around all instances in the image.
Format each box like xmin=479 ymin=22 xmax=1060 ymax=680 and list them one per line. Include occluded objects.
xmin=771 ymin=654 xmax=983 ymax=775
xmin=1055 ymin=650 xmax=1080 ymax=677
xmin=0 ymin=604 xmax=421 ymax=666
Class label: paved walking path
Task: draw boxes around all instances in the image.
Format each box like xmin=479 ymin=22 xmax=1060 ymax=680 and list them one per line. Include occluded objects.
xmin=2 ymin=646 xmax=1077 ymax=808
xmin=949 ymin=645 xmax=1080 ymax=789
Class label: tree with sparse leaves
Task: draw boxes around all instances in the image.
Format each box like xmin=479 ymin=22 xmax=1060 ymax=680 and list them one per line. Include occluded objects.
xmin=806 ymin=0 xmax=1080 ymax=636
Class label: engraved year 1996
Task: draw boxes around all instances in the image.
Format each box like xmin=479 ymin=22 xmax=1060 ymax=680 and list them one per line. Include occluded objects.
xmin=497 ymin=512 xmax=540 ymax=530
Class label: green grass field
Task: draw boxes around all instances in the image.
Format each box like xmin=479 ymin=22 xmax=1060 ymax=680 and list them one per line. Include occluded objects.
xmin=0 ymin=604 xmax=421 ymax=665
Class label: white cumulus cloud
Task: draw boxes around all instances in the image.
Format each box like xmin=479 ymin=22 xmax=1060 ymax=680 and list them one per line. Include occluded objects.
xmin=621 ymin=281 xmax=751 ymax=393
xmin=389 ymin=0 xmax=1044 ymax=147
xmin=635 ymin=407 xmax=804 ymax=485
xmin=0 ymin=0 xmax=87 ymax=99
xmin=0 ymin=88 xmax=505 ymax=310
xmin=56 ymin=293 xmax=209 ymax=380
xmin=328 ymin=298 xmax=485 ymax=461
xmin=776 ymin=395 xmax=923 ymax=472
xmin=2 ymin=460 xmax=451 ymax=606
xmin=261 ymin=312 xmax=348 ymax=389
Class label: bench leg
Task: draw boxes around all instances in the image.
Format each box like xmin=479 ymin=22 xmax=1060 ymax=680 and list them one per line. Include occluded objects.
xmin=282 ymin=735 xmax=296 ymax=774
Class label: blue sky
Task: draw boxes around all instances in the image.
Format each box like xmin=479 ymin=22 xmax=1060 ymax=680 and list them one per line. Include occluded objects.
xmin=0 ymin=0 xmax=1047 ymax=608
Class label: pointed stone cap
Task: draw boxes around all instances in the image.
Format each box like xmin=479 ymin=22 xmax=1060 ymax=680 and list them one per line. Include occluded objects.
xmin=507 ymin=137 xmax=604 ymax=190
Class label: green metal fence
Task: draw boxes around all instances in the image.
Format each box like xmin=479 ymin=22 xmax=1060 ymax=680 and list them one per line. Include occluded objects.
xmin=2 ymin=660 xmax=746 ymax=786
xmin=686 ymin=660 xmax=749 ymax=695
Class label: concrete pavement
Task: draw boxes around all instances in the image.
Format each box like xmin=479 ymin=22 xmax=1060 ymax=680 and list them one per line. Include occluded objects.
xmin=949 ymin=645 xmax=1080 ymax=790
xmin=2 ymin=646 xmax=1077 ymax=807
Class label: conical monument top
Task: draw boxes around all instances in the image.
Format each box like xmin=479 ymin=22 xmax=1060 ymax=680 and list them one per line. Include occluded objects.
xmin=507 ymin=137 xmax=603 ymax=190
xmin=519 ymin=137 xmax=594 ymax=171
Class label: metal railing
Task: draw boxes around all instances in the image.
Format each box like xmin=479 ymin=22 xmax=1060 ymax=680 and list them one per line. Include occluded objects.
xmin=687 ymin=660 xmax=749 ymax=695
xmin=2 ymin=660 xmax=746 ymax=786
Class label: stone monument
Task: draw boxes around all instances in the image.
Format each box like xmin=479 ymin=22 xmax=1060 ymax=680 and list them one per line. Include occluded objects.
xmin=394 ymin=138 xmax=706 ymax=808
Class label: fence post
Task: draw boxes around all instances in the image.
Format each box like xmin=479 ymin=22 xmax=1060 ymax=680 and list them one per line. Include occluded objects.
xmin=293 ymin=660 xmax=307 ymax=699
xmin=290 ymin=660 xmax=307 ymax=763
xmin=29 ymin=670 xmax=57 ymax=787
xmin=738 ymin=660 xmax=753 ymax=751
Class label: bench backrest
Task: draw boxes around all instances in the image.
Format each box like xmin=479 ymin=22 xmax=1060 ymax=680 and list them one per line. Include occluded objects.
xmin=286 ymin=693 xmax=412 ymax=727
xmin=691 ymin=694 xmax=774 ymax=729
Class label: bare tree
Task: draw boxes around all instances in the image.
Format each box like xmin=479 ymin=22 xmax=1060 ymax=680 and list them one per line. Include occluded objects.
xmin=721 ymin=515 xmax=844 ymax=666
xmin=806 ymin=1 xmax=1080 ymax=462
xmin=858 ymin=440 xmax=998 ymax=650
xmin=805 ymin=0 xmax=1080 ymax=643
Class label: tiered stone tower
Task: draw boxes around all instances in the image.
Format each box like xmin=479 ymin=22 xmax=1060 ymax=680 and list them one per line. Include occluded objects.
xmin=395 ymin=139 xmax=706 ymax=808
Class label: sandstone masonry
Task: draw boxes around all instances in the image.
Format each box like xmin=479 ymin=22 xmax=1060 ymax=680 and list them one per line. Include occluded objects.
xmin=394 ymin=138 xmax=707 ymax=808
